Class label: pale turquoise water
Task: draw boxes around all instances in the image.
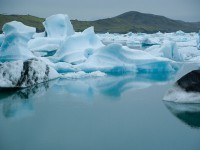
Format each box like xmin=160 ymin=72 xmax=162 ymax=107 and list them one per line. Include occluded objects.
xmin=0 ymin=65 xmax=200 ymax=150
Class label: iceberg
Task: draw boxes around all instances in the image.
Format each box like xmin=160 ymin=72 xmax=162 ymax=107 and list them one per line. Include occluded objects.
xmin=198 ymin=31 xmax=200 ymax=50
xmin=1 ymin=13 xmax=198 ymax=88
xmin=28 ymin=14 xmax=76 ymax=56
xmin=141 ymin=37 xmax=160 ymax=47
xmin=78 ymin=43 xmax=176 ymax=73
xmin=2 ymin=21 xmax=36 ymax=38
xmin=0 ymin=59 xmax=59 ymax=88
xmin=28 ymin=37 xmax=62 ymax=56
xmin=0 ymin=32 xmax=35 ymax=62
xmin=53 ymin=27 xmax=104 ymax=64
xmin=178 ymin=46 xmax=200 ymax=61
xmin=0 ymin=34 xmax=4 ymax=46
xmin=53 ymin=62 xmax=80 ymax=73
xmin=0 ymin=21 xmax=36 ymax=62
xmin=175 ymin=30 xmax=185 ymax=36
xmin=145 ymin=41 xmax=183 ymax=61
xmin=43 ymin=14 xmax=75 ymax=38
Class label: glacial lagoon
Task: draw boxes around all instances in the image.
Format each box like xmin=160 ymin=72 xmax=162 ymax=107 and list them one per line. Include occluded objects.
xmin=0 ymin=64 xmax=200 ymax=150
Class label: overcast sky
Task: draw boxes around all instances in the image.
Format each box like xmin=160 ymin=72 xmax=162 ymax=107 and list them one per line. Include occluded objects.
xmin=0 ymin=0 xmax=199 ymax=22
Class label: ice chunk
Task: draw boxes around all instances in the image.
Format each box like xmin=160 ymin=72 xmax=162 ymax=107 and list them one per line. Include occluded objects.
xmin=2 ymin=21 xmax=36 ymax=38
xmin=43 ymin=14 xmax=75 ymax=38
xmin=141 ymin=37 xmax=160 ymax=47
xmin=54 ymin=27 xmax=104 ymax=64
xmin=54 ymin=62 xmax=80 ymax=73
xmin=146 ymin=41 xmax=183 ymax=61
xmin=175 ymin=30 xmax=185 ymax=36
xmin=0 ymin=32 xmax=35 ymax=62
xmin=0 ymin=34 xmax=4 ymax=46
xmin=178 ymin=47 xmax=200 ymax=61
xmin=162 ymin=41 xmax=182 ymax=61
xmin=197 ymin=31 xmax=200 ymax=50
xmin=0 ymin=59 xmax=59 ymax=88
xmin=28 ymin=37 xmax=62 ymax=53
xmin=0 ymin=21 xmax=36 ymax=62
xmin=78 ymin=43 xmax=176 ymax=73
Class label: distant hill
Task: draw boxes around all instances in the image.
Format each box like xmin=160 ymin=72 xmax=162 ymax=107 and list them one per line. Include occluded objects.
xmin=0 ymin=11 xmax=200 ymax=33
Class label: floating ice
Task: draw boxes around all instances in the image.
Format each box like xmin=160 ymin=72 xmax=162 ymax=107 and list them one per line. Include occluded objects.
xmin=0 ymin=32 xmax=35 ymax=62
xmin=0 ymin=59 xmax=59 ymax=88
xmin=178 ymin=47 xmax=200 ymax=61
xmin=198 ymin=31 xmax=200 ymax=50
xmin=53 ymin=62 xmax=80 ymax=73
xmin=78 ymin=43 xmax=176 ymax=73
xmin=0 ymin=34 xmax=4 ymax=46
xmin=0 ymin=14 xmax=199 ymax=88
xmin=141 ymin=37 xmax=160 ymax=47
xmin=146 ymin=41 xmax=183 ymax=61
xmin=0 ymin=21 xmax=36 ymax=62
xmin=175 ymin=30 xmax=185 ymax=36
xmin=53 ymin=27 xmax=104 ymax=64
xmin=28 ymin=37 xmax=62 ymax=55
xmin=2 ymin=21 xmax=36 ymax=38
xmin=43 ymin=14 xmax=75 ymax=38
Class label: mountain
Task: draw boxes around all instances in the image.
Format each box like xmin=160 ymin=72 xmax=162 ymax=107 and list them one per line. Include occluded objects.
xmin=0 ymin=11 xmax=200 ymax=33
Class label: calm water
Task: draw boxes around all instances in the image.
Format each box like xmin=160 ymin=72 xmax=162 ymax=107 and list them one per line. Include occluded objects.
xmin=0 ymin=64 xmax=200 ymax=150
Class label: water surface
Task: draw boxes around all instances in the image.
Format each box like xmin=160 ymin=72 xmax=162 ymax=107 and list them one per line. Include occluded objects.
xmin=0 ymin=64 xmax=200 ymax=150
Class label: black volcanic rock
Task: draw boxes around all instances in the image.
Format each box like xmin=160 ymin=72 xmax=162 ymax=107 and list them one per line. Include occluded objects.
xmin=177 ymin=70 xmax=200 ymax=92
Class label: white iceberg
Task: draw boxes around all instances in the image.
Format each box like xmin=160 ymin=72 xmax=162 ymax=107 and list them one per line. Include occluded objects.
xmin=145 ymin=41 xmax=183 ymax=61
xmin=78 ymin=43 xmax=176 ymax=73
xmin=53 ymin=27 xmax=104 ymax=64
xmin=2 ymin=21 xmax=36 ymax=38
xmin=0 ymin=21 xmax=36 ymax=62
xmin=43 ymin=14 xmax=75 ymax=38
xmin=0 ymin=32 xmax=35 ymax=62
xmin=175 ymin=30 xmax=185 ymax=36
xmin=197 ymin=31 xmax=200 ymax=50
xmin=28 ymin=37 xmax=62 ymax=56
xmin=0 ymin=34 xmax=4 ymax=47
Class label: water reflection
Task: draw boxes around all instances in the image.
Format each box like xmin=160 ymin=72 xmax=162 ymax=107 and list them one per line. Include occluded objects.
xmin=0 ymin=72 xmax=177 ymax=119
xmin=0 ymin=74 xmax=174 ymax=118
xmin=0 ymin=81 xmax=54 ymax=119
xmin=53 ymin=72 xmax=176 ymax=97
xmin=164 ymin=101 xmax=200 ymax=128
